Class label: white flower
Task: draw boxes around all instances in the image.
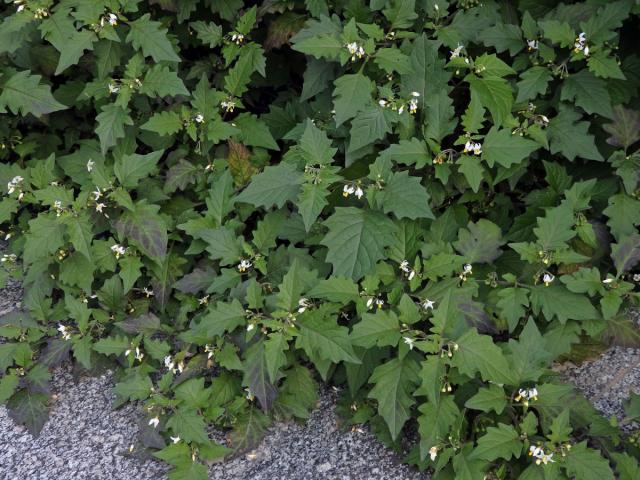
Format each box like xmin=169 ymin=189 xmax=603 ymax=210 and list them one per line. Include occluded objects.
xmin=429 ymin=446 xmax=438 ymax=461
xmin=354 ymin=186 xmax=364 ymax=199
xmin=53 ymin=200 xmax=63 ymax=216
xmin=450 ymin=43 xmax=464 ymax=59
xmin=542 ymin=272 xmax=554 ymax=286
xmin=403 ymin=337 xmax=415 ymax=350
xmin=366 ymin=297 xmax=374 ymax=309
xmin=148 ymin=417 xmax=159 ymax=428
xmin=7 ymin=176 xmax=24 ymax=195
xmin=92 ymin=187 xmax=101 ymax=200
xmin=408 ymin=270 xmax=416 ymax=280
xmin=143 ymin=287 xmax=154 ymax=297
xmin=170 ymin=436 xmax=181 ymax=444
xmin=574 ymin=32 xmax=589 ymax=55
xmin=198 ymin=295 xmax=210 ymax=305
xmin=237 ymin=259 xmax=252 ymax=273
xmin=135 ymin=347 xmax=144 ymax=361
xmin=1 ymin=253 xmax=16 ymax=263
xmin=345 ymin=42 xmax=365 ymax=61
xmin=297 ymin=297 xmax=312 ymax=313
xmin=411 ymin=91 xmax=420 ymax=97
xmin=221 ymin=100 xmax=236 ymax=112
xmin=375 ymin=298 xmax=384 ymax=309
xmin=57 ymin=324 xmax=72 ymax=340
xmin=95 ymin=203 xmax=106 ymax=214
xmin=247 ymin=323 xmax=255 ymax=332
xmin=529 ymin=445 xmax=554 ymax=465
xmin=516 ymin=387 xmax=539 ymax=402
xmin=110 ymin=244 xmax=126 ymax=259
xmin=526 ymin=39 xmax=538 ymax=51
xmin=421 ymin=299 xmax=435 ymax=310
xmin=195 ymin=113 xmax=204 ymax=123
xmin=343 ymin=184 xmax=355 ymax=197
xmin=231 ymin=33 xmax=245 ymax=45
xmin=463 ymin=263 xmax=473 ymax=274
xmin=107 ymin=13 xmax=117 ymax=26
xmin=378 ymin=99 xmax=388 ymax=108
xmin=16 ymin=4 xmax=25 ymax=13
xmin=177 ymin=361 xmax=185 ymax=373
xmin=366 ymin=297 xmax=384 ymax=309
xmin=408 ymin=97 xmax=419 ymax=114
xmin=108 ymin=83 xmax=119 ymax=94
xmin=204 ymin=344 xmax=214 ymax=359
xmin=602 ymin=277 xmax=614 ymax=284
xmin=633 ymin=273 xmax=640 ymax=282
xmin=86 ymin=159 xmax=94 ymax=172
xmin=400 ymin=260 xmax=410 ymax=272
xmin=398 ymin=104 xmax=404 ymax=115
xmin=464 ymin=140 xmax=482 ymax=155
xmin=164 ymin=355 xmax=175 ymax=371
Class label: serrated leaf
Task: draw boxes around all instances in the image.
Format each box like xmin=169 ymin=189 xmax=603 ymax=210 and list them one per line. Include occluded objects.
xmin=368 ymin=356 xmax=420 ymax=440
xmin=562 ymin=70 xmax=613 ymax=118
xmin=351 ymin=310 xmax=401 ymax=348
xmin=114 ymin=150 xmax=163 ymax=188
xmin=454 ymin=219 xmax=504 ymax=263
xmin=296 ymin=305 xmax=359 ymax=364
xmin=530 ymin=285 xmax=599 ymax=323
xmin=378 ymin=171 xmax=434 ymax=220
xmin=378 ymin=138 xmax=429 ymax=167
xmin=470 ymin=424 xmax=522 ymax=461
xmin=348 ymin=107 xmax=391 ymax=153
xmin=140 ymin=65 xmax=189 ymax=97
xmin=95 ymin=104 xmax=133 ymax=155
xmin=548 ymin=107 xmax=603 ymax=161
xmin=321 ymin=207 xmax=397 ymax=280
xmin=465 ymin=384 xmax=507 ymax=414
xmin=7 ymin=390 xmax=49 ymax=436
xmin=115 ymin=202 xmax=168 ymax=262
xmin=332 ymin=73 xmax=373 ymax=127
xmin=0 ymin=70 xmax=67 ymax=117
xmin=452 ymin=329 xmax=515 ymax=385
xmin=564 ymin=442 xmax=615 ymax=480
xmin=516 ymin=66 xmax=552 ymax=103
xmin=167 ymin=408 xmax=210 ymax=444
xmin=466 ymin=74 xmax=512 ymax=127
xmin=126 ymin=14 xmax=181 ymax=62
xmin=141 ymin=111 xmax=183 ymax=136
xmin=481 ymin=127 xmax=539 ymax=168
xmin=236 ymin=162 xmax=303 ymax=209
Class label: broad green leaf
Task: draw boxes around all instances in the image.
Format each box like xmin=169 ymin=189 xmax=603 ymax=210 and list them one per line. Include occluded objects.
xmin=470 ymin=424 xmax=522 ymax=461
xmin=297 ymin=183 xmax=329 ymax=232
xmin=199 ymin=227 xmax=241 ymax=265
xmin=368 ymin=356 xmax=420 ymax=440
xmin=548 ymin=107 xmax=603 ymax=161
xmin=453 ymin=220 xmax=504 ymax=263
xmin=466 ymin=74 xmax=512 ymax=127
xmin=7 ymin=390 xmax=49 ymax=436
xmin=235 ymin=163 xmax=303 ymax=209
xmin=141 ymin=111 xmax=183 ymax=136
xmin=126 ymin=14 xmax=181 ymax=62
xmin=452 ymin=329 xmax=515 ymax=385
xmin=533 ymin=204 xmax=576 ymax=251
xmin=562 ymin=70 xmax=613 ymax=118
xmin=140 ymin=65 xmax=189 ymax=97
xmin=166 ymin=408 xmax=210 ymax=444
xmin=564 ymin=441 xmax=615 ymax=480
xmin=95 ymin=104 xmax=133 ymax=154
xmin=378 ymin=138 xmax=429 ymax=167
xmin=516 ymin=66 xmax=552 ymax=103
xmin=321 ymin=207 xmax=397 ymax=280
xmin=378 ymin=171 xmax=434 ymax=220
xmin=348 ymin=107 xmax=392 ymax=153
xmin=481 ymin=127 xmax=539 ymax=168
xmin=114 ymin=150 xmax=163 ymax=188
xmin=465 ymin=384 xmax=507 ymax=414
xmin=530 ymin=285 xmax=599 ymax=323
xmin=0 ymin=70 xmax=66 ymax=117
xmin=115 ymin=202 xmax=168 ymax=262
xmin=307 ymin=276 xmax=360 ymax=303
xmin=351 ymin=310 xmax=401 ymax=348
xmin=332 ymin=73 xmax=373 ymax=127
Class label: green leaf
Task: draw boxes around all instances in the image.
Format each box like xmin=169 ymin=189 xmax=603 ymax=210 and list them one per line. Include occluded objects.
xmin=454 ymin=219 xmax=504 ymax=263
xmin=377 ymin=171 xmax=434 ymax=220
xmin=540 ymin=20 xmax=575 ymax=47
xmin=402 ymin=34 xmax=450 ymax=109
xmin=465 ymin=384 xmax=507 ymax=414
xmin=368 ymin=356 xmax=420 ymax=440
xmin=533 ymin=203 xmax=576 ymax=251
xmin=141 ymin=111 xmax=183 ymax=136
xmin=242 ymin=340 xmax=277 ymax=411
xmin=588 ymin=51 xmax=626 ymax=80
xmin=93 ymin=335 xmax=130 ymax=356
xmin=0 ymin=70 xmax=67 ymax=117
xmin=603 ymin=194 xmax=640 ymax=241
xmin=307 ymin=276 xmax=360 ymax=303
xmin=516 ymin=66 xmax=552 ymax=103
xmin=348 ymin=107 xmax=392 ymax=153
xmin=481 ymin=127 xmax=539 ymax=168
xmin=530 ymin=285 xmax=599 ymax=323
xmin=114 ymin=373 xmax=153 ymax=402
xmin=603 ymin=105 xmax=640 ymax=150
xmin=167 ymin=408 xmax=210 ymax=444
xmin=236 ymin=163 xmax=303 ymax=209
xmin=466 ymin=74 xmax=512 ymax=127
xmin=378 ymin=138 xmax=429 ymax=168
xmin=199 ymin=227 xmax=241 ymax=265
xmin=191 ymin=21 xmax=222 ymax=48
xmin=321 ymin=207 xmax=397 ymax=280
xmin=562 ymin=70 xmax=614 ymax=118
xmin=198 ymin=299 xmax=246 ymax=338
xmin=452 ymin=329 xmax=515 ymax=385
xmin=126 ymin=14 xmax=181 ymax=62
xmin=374 ymin=47 xmax=412 ymax=74
xmin=548 ymin=107 xmax=603 ymax=161
xmin=564 ymin=441 xmax=615 ymax=480
xmin=140 ymin=65 xmax=189 ymax=97
xmin=297 ymin=183 xmax=329 ymax=232
xmin=291 ymin=34 xmax=342 ymax=60
xmin=470 ymin=424 xmax=522 ymax=461
xmin=95 ymin=104 xmax=133 ymax=155
xmin=115 ymin=202 xmax=168 ymax=262
xmin=611 ymin=233 xmax=640 ymax=275
xmin=332 ymin=73 xmax=373 ymax=127
xmin=296 ymin=305 xmax=360 ymax=364
xmin=224 ymin=44 xmax=266 ymax=97
xmin=7 ymin=390 xmax=49 ymax=436
xmin=299 ymin=120 xmax=336 ymax=165
xmin=497 ymin=287 xmax=529 ymax=333
xmin=114 ymin=150 xmax=163 ymax=188
xmin=424 ymin=90 xmax=456 ymax=143
xmin=64 ymin=214 xmax=93 ymax=262
xmin=458 ymin=155 xmax=484 ymax=193
xmin=480 ymin=23 xmax=523 ymax=55
xmin=351 ymin=310 xmax=401 ymax=348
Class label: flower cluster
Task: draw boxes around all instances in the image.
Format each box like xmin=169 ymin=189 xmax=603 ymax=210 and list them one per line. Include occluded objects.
xmin=342 ymin=183 xmax=364 ymax=199
xmin=237 ymin=259 xmax=252 ymax=272
xmin=366 ymin=296 xmax=384 ymax=309
xmin=100 ymin=13 xmax=117 ymax=27
xmin=110 ymin=244 xmax=127 ymax=259
xmin=574 ymin=32 xmax=589 ymax=56
xmin=464 ymin=140 xmax=482 ymax=155
xmin=297 ymin=297 xmax=312 ymax=313
xmin=221 ymin=100 xmax=236 ymax=112
xmin=516 ymin=387 xmax=539 ymax=404
xmin=399 ymin=260 xmax=417 ymax=280
xmin=528 ymin=445 xmax=554 ymax=465
xmin=57 ymin=324 xmax=72 ymax=341
xmin=345 ymin=42 xmax=365 ymax=61
xmin=527 ymin=39 xmax=539 ymax=51
xmin=230 ymin=32 xmax=245 ymax=45
xmin=7 ymin=176 xmax=24 ymax=195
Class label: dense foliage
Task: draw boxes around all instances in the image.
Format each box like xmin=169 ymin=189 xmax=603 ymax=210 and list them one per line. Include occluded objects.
xmin=1 ymin=0 xmax=640 ymax=478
